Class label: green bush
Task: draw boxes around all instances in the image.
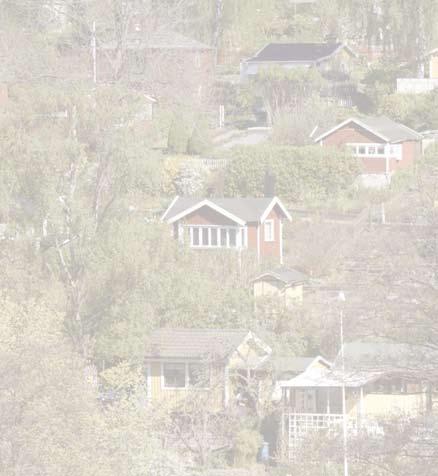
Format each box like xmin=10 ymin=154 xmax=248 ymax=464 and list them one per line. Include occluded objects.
xmin=187 ymin=120 xmax=212 ymax=155
xmin=233 ymin=428 xmax=263 ymax=467
xmin=167 ymin=118 xmax=191 ymax=153
xmin=223 ymin=145 xmax=360 ymax=204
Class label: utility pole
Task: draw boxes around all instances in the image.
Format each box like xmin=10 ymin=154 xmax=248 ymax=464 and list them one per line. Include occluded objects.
xmin=92 ymin=21 xmax=97 ymax=84
xmin=338 ymin=291 xmax=349 ymax=476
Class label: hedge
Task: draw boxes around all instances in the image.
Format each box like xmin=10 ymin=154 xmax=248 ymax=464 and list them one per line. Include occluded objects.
xmin=223 ymin=145 xmax=360 ymax=203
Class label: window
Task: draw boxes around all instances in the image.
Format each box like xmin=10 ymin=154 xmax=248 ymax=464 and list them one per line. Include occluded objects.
xmin=348 ymin=143 xmax=392 ymax=158
xmin=188 ymin=226 xmax=248 ymax=249
xmin=211 ymin=228 xmax=218 ymax=246
xmin=192 ymin=228 xmax=200 ymax=246
xmin=162 ymin=362 xmax=210 ymax=389
xmin=202 ymin=228 xmax=209 ymax=246
xmin=264 ymin=220 xmax=275 ymax=242
xmin=188 ymin=363 xmax=209 ymax=388
xmin=229 ymin=228 xmax=236 ymax=247
xmin=220 ymin=228 xmax=227 ymax=247
xmin=162 ymin=363 xmax=186 ymax=388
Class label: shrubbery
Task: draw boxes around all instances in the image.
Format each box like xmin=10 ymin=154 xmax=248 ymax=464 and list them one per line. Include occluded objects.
xmin=168 ymin=115 xmax=212 ymax=155
xmin=167 ymin=118 xmax=191 ymax=154
xmin=222 ymin=145 xmax=360 ymax=204
xmin=187 ymin=119 xmax=212 ymax=155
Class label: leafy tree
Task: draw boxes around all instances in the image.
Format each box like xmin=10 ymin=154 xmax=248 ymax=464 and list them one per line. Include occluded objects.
xmin=255 ymin=66 xmax=325 ymax=125
xmin=0 ymin=292 xmax=186 ymax=476
xmin=187 ymin=118 xmax=212 ymax=155
xmin=167 ymin=116 xmax=191 ymax=153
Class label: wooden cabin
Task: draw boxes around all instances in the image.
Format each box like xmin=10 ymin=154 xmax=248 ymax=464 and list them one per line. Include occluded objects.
xmin=279 ymin=341 xmax=437 ymax=457
xmin=251 ymin=268 xmax=309 ymax=307
xmin=144 ymin=328 xmax=272 ymax=410
xmin=162 ymin=196 xmax=292 ymax=264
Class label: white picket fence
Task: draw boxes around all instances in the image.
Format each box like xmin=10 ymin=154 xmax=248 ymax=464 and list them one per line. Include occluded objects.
xmin=182 ymin=157 xmax=230 ymax=171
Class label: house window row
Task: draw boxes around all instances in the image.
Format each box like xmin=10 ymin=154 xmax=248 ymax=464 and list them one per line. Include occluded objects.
xmin=162 ymin=362 xmax=210 ymax=389
xmin=348 ymin=143 xmax=385 ymax=157
xmin=369 ymin=379 xmax=420 ymax=395
xmin=348 ymin=144 xmax=402 ymax=159
xmin=347 ymin=143 xmax=402 ymax=159
xmin=188 ymin=226 xmax=248 ymax=249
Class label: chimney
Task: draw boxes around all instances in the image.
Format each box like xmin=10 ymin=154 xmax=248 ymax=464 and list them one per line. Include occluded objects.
xmin=325 ymin=33 xmax=339 ymax=44
xmin=264 ymin=169 xmax=276 ymax=197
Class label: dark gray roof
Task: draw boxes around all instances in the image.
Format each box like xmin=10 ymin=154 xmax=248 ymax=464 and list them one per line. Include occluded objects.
xmin=355 ymin=116 xmax=422 ymax=142
xmin=162 ymin=196 xmax=284 ymax=223
xmin=100 ymin=30 xmax=212 ymax=50
xmin=274 ymin=356 xmax=316 ymax=377
xmin=252 ymin=267 xmax=308 ymax=285
xmin=145 ymin=328 xmax=249 ymax=359
xmin=247 ymin=42 xmax=345 ymax=63
xmin=316 ymin=116 xmax=422 ymax=143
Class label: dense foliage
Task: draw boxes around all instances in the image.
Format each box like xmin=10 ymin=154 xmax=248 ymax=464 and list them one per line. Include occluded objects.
xmin=223 ymin=145 xmax=360 ymax=204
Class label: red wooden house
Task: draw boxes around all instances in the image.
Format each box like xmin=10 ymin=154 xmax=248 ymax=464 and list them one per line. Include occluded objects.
xmin=313 ymin=116 xmax=422 ymax=185
xmin=161 ymin=197 xmax=291 ymax=264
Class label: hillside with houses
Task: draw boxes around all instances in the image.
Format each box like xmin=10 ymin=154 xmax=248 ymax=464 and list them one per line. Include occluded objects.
xmin=1 ymin=1 xmax=438 ymax=476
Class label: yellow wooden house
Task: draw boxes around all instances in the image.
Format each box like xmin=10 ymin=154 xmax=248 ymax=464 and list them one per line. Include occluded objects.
xmin=279 ymin=341 xmax=437 ymax=457
xmin=251 ymin=268 xmax=308 ymax=308
xmin=144 ymin=328 xmax=272 ymax=409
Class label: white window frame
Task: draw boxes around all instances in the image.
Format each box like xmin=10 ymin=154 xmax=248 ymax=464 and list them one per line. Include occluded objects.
xmin=347 ymin=142 xmax=402 ymax=160
xmin=187 ymin=362 xmax=210 ymax=389
xmin=187 ymin=225 xmax=248 ymax=249
xmin=161 ymin=362 xmax=187 ymax=389
xmin=160 ymin=361 xmax=210 ymax=390
xmin=194 ymin=51 xmax=201 ymax=69
xmin=264 ymin=220 xmax=275 ymax=242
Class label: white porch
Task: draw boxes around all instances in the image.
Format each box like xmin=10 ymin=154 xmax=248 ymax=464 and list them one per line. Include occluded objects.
xmin=281 ymin=412 xmax=384 ymax=459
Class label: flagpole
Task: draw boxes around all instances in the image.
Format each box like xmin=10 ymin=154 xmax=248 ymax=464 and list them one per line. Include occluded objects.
xmin=338 ymin=291 xmax=349 ymax=476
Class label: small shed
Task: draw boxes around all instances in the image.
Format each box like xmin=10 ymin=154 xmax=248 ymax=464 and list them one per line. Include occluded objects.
xmin=250 ymin=268 xmax=308 ymax=307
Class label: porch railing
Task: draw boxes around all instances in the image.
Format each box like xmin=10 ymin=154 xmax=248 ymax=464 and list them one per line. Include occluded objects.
xmin=282 ymin=412 xmax=384 ymax=458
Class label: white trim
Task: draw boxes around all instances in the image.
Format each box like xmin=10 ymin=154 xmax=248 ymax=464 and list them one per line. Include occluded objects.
xmin=160 ymin=361 xmax=210 ymax=390
xmin=165 ymin=199 xmax=246 ymax=226
xmin=224 ymin=366 xmax=230 ymax=407
xmin=161 ymin=195 xmax=179 ymax=222
xmin=146 ymin=362 xmax=152 ymax=399
xmin=348 ymin=142 xmax=403 ymax=161
xmin=177 ymin=223 xmax=184 ymax=243
xmin=228 ymin=331 xmax=272 ymax=370
xmin=187 ymin=225 xmax=248 ymax=249
xmin=313 ymin=118 xmax=390 ymax=144
xmin=247 ymin=331 xmax=273 ymax=357
xmin=144 ymin=94 xmax=157 ymax=103
xmin=280 ymin=220 xmax=284 ymax=265
xmin=260 ymin=197 xmax=292 ymax=223
xmin=264 ymin=219 xmax=275 ymax=242
xmin=309 ymin=125 xmax=319 ymax=139
xmin=257 ymin=225 xmax=261 ymax=263
xmin=250 ymin=272 xmax=301 ymax=284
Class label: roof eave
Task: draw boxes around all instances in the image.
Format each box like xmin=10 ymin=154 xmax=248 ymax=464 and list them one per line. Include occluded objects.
xmin=260 ymin=197 xmax=292 ymax=222
xmin=314 ymin=117 xmax=390 ymax=143
xmin=165 ymin=199 xmax=247 ymax=226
